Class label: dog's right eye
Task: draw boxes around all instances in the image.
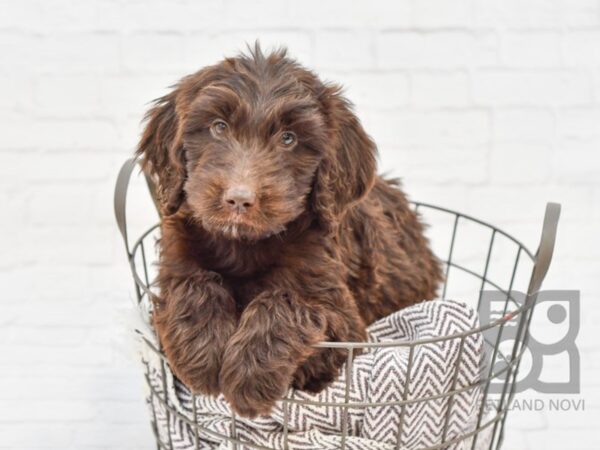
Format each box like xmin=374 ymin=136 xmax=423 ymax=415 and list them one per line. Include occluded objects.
xmin=211 ymin=120 xmax=228 ymax=137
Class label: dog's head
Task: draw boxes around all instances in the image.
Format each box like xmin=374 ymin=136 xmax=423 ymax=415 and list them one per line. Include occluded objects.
xmin=138 ymin=45 xmax=376 ymax=240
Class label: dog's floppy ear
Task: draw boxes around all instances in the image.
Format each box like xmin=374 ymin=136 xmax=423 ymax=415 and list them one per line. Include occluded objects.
xmin=312 ymin=86 xmax=377 ymax=233
xmin=137 ymin=89 xmax=186 ymax=216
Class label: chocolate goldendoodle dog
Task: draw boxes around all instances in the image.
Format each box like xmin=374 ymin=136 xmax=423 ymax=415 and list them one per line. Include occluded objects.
xmin=137 ymin=45 xmax=442 ymax=418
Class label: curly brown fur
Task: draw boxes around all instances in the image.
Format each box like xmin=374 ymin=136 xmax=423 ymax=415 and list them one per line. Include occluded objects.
xmin=137 ymin=44 xmax=442 ymax=418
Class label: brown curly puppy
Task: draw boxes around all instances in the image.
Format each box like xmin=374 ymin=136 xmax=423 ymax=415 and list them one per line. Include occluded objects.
xmin=137 ymin=45 xmax=442 ymax=418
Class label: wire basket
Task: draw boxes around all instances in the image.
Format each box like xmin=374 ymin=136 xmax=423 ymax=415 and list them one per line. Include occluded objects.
xmin=115 ymin=158 xmax=560 ymax=450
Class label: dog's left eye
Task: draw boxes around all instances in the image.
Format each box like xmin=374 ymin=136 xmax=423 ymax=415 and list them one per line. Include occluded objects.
xmin=281 ymin=131 xmax=296 ymax=147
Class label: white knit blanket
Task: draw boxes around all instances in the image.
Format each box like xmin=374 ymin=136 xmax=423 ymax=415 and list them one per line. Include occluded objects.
xmin=140 ymin=300 xmax=492 ymax=449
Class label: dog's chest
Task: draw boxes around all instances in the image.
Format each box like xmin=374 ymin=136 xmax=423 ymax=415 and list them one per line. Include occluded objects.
xmin=194 ymin=238 xmax=277 ymax=278
xmin=196 ymin=240 xmax=287 ymax=308
xmin=227 ymin=277 xmax=266 ymax=309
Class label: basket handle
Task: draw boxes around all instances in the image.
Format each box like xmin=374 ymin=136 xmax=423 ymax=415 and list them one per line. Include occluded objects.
xmin=528 ymin=202 xmax=561 ymax=295
xmin=114 ymin=157 xmax=161 ymax=256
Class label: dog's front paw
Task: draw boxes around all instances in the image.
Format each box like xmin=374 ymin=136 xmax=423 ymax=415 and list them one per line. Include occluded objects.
xmin=220 ymin=349 xmax=290 ymax=418
xmin=219 ymin=289 xmax=324 ymax=417
xmin=292 ymin=347 xmax=349 ymax=393
xmin=164 ymin=314 xmax=237 ymax=396
xmin=175 ymin=339 xmax=229 ymax=396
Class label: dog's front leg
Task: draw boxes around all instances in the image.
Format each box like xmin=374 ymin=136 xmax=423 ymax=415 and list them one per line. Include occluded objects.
xmin=219 ymin=289 xmax=327 ymax=417
xmin=219 ymin=281 xmax=366 ymax=417
xmin=154 ymin=271 xmax=237 ymax=396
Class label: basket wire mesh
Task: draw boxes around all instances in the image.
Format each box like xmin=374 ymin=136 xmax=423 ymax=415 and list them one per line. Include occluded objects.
xmin=115 ymin=158 xmax=560 ymax=450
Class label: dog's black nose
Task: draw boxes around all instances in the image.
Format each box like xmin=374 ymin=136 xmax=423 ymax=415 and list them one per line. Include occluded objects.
xmin=223 ymin=186 xmax=256 ymax=213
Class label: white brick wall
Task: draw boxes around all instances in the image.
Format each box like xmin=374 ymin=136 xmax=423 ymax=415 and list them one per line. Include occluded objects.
xmin=1 ymin=0 xmax=599 ymax=448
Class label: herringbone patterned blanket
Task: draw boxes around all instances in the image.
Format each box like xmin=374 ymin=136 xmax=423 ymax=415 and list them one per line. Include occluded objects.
xmin=142 ymin=300 xmax=491 ymax=449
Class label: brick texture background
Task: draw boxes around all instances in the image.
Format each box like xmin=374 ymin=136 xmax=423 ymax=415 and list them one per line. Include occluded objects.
xmin=1 ymin=0 xmax=599 ymax=448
